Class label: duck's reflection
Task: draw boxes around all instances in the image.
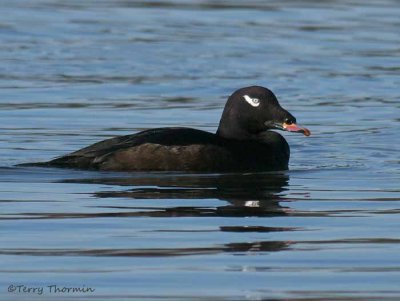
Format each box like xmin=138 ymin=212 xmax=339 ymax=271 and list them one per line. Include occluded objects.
xmin=63 ymin=172 xmax=290 ymax=219
xmin=0 ymin=240 xmax=292 ymax=257
xmin=2 ymin=172 xmax=297 ymax=257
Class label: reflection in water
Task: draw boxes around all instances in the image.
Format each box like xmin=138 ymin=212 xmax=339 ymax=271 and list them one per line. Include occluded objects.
xmin=62 ymin=172 xmax=290 ymax=218
xmin=0 ymin=241 xmax=292 ymax=257
xmin=0 ymin=172 xmax=294 ymax=257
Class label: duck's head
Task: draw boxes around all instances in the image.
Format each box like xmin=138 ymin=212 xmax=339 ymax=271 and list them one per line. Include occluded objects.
xmin=216 ymin=86 xmax=310 ymax=140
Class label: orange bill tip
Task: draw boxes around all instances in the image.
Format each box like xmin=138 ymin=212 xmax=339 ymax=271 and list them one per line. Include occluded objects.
xmin=283 ymin=123 xmax=311 ymax=136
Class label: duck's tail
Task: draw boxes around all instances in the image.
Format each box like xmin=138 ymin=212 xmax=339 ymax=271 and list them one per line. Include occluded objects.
xmin=17 ymin=155 xmax=98 ymax=170
xmin=16 ymin=161 xmax=54 ymax=167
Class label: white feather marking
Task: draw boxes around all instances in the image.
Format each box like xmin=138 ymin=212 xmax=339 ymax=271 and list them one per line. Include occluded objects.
xmin=243 ymin=95 xmax=260 ymax=107
xmin=244 ymin=200 xmax=260 ymax=207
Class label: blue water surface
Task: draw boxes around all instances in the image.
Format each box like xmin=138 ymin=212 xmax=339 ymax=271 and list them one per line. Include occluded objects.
xmin=0 ymin=0 xmax=399 ymax=300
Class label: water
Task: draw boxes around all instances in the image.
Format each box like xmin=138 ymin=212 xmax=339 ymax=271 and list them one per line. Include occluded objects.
xmin=1 ymin=0 xmax=400 ymax=300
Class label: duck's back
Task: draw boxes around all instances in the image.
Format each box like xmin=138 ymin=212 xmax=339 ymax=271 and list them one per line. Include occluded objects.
xmin=45 ymin=128 xmax=236 ymax=171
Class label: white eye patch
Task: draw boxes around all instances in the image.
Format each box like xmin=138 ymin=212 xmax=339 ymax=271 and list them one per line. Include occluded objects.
xmin=243 ymin=95 xmax=260 ymax=107
xmin=244 ymin=200 xmax=260 ymax=207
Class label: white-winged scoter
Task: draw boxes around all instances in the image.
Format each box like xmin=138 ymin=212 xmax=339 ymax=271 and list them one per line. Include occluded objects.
xmin=25 ymin=86 xmax=310 ymax=172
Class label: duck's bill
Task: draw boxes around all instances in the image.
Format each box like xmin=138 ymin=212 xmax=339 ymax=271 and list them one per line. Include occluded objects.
xmin=283 ymin=122 xmax=311 ymax=136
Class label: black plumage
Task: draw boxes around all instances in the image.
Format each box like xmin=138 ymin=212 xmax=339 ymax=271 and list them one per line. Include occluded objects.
xmin=22 ymin=86 xmax=310 ymax=172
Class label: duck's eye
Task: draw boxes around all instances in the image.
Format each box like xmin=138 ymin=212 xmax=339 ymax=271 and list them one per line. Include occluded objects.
xmin=284 ymin=119 xmax=293 ymax=125
xmin=243 ymin=95 xmax=260 ymax=107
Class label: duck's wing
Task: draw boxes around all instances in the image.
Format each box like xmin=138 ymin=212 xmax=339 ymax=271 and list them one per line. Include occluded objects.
xmin=43 ymin=127 xmax=218 ymax=169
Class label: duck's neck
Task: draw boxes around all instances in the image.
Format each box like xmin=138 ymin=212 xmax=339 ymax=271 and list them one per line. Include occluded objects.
xmin=216 ymin=122 xmax=253 ymax=140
